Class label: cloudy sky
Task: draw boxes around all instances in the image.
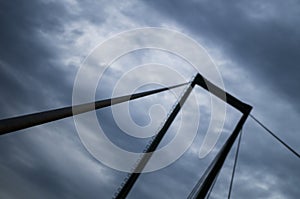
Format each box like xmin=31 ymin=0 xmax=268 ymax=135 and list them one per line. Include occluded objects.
xmin=0 ymin=0 xmax=300 ymax=198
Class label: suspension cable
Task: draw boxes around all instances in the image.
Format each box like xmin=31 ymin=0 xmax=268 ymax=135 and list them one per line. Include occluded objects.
xmin=250 ymin=114 xmax=300 ymax=159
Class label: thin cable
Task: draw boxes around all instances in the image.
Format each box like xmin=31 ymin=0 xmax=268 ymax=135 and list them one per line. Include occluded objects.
xmin=227 ymin=129 xmax=243 ymax=199
xmin=250 ymin=114 xmax=300 ymax=159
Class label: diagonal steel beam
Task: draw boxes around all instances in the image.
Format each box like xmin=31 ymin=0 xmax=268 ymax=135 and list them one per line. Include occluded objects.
xmin=187 ymin=108 xmax=251 ymax=199
xmin=0 ymin=82 xmax=188 ymax=135
xmin=114 ymin=77 xmax=197 ymax=199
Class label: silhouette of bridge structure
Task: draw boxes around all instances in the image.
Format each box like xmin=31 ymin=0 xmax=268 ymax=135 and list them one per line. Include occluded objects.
xmin=0 ymin=73 xmax=298 ymax=199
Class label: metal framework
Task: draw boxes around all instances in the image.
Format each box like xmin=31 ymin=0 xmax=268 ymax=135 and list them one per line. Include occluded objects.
xmin=187 ymin=74 xmax=252 ymax=199
xmin=114 ymin=73 xmax=252 ymax=199
xmin=0 ymin=73 xmax=252 ymax=199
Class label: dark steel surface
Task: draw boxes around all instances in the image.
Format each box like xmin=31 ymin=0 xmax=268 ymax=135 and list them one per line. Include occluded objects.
xmin=114 ymin=78 xmax=197 ymax=199
xmin=0 ymin=82 xmax=188 ymax=135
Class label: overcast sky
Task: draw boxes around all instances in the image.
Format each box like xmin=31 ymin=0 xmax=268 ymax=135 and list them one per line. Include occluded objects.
xmin=0 ymin=0 xmax=300 ymax=198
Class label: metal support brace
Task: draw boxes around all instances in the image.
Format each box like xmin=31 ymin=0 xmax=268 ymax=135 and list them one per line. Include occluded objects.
xmin=188 ymin=74 xmax=252 ymax=199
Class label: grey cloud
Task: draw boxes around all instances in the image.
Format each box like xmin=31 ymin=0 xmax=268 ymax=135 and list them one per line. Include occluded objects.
xmin=1 ymin=0 xmax=299 ymax=199
xmin=0 ymin=0 xmax=115 ymax=198
xmin=142 ymin=0 xmax=300 ymax=110
xmin=0 ymin=0 xmax=75 ymax=116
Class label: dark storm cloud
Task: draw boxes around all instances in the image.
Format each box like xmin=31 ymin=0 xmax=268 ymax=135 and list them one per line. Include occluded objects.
xmin=136 ymin=1 xmax=300 ymax=198
xmin=143 ymin=0 xmax=300 ymax=110
xmin=1 ymin=0 xmax=299 ymax=199
xmin=0 ymin=121 xmax=119 ymax=198
xmin=0 ymin=0 xmax=106 ymax=116
xmin=0 ymin=0 xmax=116 ymax=198
xmin=0 ymin=0 xmax=75 ymax=116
